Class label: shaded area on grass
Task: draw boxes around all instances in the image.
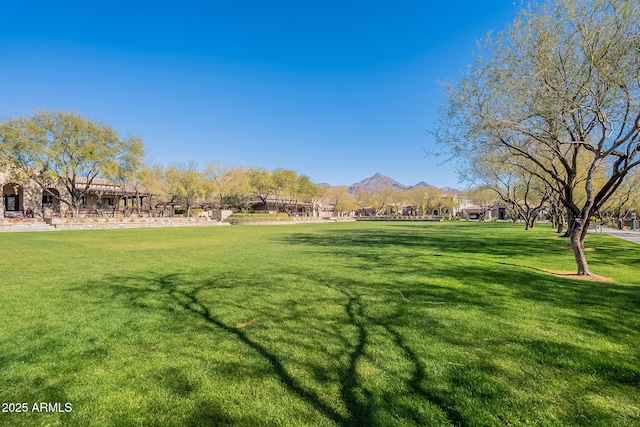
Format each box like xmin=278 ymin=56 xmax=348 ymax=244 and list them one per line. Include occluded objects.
xmin=277 ymin=224 xmax=640 ymax=424
xmin=95 ymin=272 xmax=457 ymax=426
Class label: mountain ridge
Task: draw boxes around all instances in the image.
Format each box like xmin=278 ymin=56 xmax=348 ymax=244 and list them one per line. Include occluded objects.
xmin=345 ymin=173 xmax=456 ymax=194
xmin=348 ymin=173 xmax=407 ymax=194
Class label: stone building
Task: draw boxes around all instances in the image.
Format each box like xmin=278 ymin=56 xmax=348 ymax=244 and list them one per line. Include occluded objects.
xmin=1 ymin=168 xmax=149 ymax=218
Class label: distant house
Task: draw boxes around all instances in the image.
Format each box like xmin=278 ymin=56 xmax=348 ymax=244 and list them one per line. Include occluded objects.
xmin=250 ymin=196 xmax=320 ymax=217
xmin=1 ymin=168 xmax=150 ymax=218
xmin=457 ymin=197 xmax=506 ymax=220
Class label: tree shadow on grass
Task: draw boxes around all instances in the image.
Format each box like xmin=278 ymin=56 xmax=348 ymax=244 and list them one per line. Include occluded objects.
xmin=280 ymin=226 xmax=640 ymax=317
xmin=108 ymin=272 xmax=345 ymax=425
xmin=282 ymin=224 xmax=557 ymax=259
xmin=282 ymin=224 xmax=640 ymax=277
xmin=328 ymin=283 xmax=466 ymax=426
xmin=276 ymin=226 xmax=640 ymax=423
xmin=91 ymin=270 xmax=468 ymax=426
xmin=82 ymin=261 xmax=640 ymax=426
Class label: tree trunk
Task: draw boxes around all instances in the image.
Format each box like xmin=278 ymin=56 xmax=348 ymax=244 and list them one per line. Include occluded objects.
xmin=527 ymin=216 xmax=536 ymax=229
xmin=71 ymin=198 xmax=80 ymax=218
xmin=570 ymin=218 xmax=592 ymax=276
xmin=563 ymin=211 xmax=574 ymax=238
xmin=579 ymin=217 xmax=590 ymax=244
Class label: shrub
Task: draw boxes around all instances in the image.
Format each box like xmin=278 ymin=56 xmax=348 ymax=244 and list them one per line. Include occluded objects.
xmin=224 ymin=213 xmax=293 ymax=224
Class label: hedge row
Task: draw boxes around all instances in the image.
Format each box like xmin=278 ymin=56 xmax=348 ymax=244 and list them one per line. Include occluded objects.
xmin=225 ymin=213 xmax=293 ymax=224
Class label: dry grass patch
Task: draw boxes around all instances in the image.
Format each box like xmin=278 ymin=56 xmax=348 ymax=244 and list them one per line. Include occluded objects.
xmin=544 ymin=269 xmax=614 ymax=282
xmin=557 ymin=245 xmax=595 ymax=252
xmin=236 ymin=317 xmax=261 ymax=328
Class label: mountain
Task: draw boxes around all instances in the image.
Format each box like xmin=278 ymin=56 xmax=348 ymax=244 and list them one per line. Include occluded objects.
xmin=439 ymin=186 xmax=459 ymax=194
xmin=339 ymin=173 xmax=458 ymax=194
xmin=348 ymin=173 xmax=407 ymax=194
xmin=408 ymin=181 xmax=438 ymax=190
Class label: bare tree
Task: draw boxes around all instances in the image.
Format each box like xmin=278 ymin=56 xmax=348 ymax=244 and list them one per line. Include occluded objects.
xmin=466 ymin=152 xmax=549 ymax=229
xmin=165 ymin=161 xmax=207 ymax=217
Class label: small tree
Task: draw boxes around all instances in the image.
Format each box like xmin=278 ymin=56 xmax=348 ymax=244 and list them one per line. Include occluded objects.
xmin=400 ymin=187 xmax=424 ymax=216
xmin=600 ymin=169 xmax=640 ymax=228
xmin=323 ymin=186 xmax=357 ymax=217
xmin=369 ymin=187 xmax=397 ymax=216
xmin=204 ymin=162 xmax=252 ymax=210
xmin=165 ymin=161 xmax=207 ymax=217
xmin=290 ymin=175 xmax=322 ymax=216
xmin=249 ymin=168 xmax=275 ymax=212
xmin=271 ymin=168 xmax=298 ymax=213
xmin=466 ymin=152 xmax=549 ymax=229
xmin=465 ymin=188 xmax=498 ymax=220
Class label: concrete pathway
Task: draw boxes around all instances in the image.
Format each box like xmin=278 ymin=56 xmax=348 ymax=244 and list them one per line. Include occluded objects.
xmin=600 ymin=227 xmax=640 ymax=245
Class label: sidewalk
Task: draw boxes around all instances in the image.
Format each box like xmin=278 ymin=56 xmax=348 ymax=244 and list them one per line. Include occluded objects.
xmin=600 ymin=227 xmax=640 ymax=245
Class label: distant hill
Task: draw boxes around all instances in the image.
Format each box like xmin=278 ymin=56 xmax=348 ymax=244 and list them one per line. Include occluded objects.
xmin=408 ymin=181 xmax=438 ymax=190
xmin=337 ymin=173 xmax=457 ymax=194
xmin=439 ymin=186 xmax=460 ymax=194
xmin=348 ymin=173 xmax=407 ymax=194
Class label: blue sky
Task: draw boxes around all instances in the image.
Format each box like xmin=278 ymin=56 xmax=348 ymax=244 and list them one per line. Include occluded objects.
xmin=1 ymin=1 xmax=518 ymax=188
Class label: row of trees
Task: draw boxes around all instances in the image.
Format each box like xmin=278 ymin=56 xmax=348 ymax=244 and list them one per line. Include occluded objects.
xmin=156 ymin=163 xmax=326 ymax=216
xmin=0 ymin=110 xmax=324 ymax=217
xmin=156 ymin=168 xmax=458 ymax=218
xmin=439 ymin=0 xmax=640 ymax=275
xmin=323 ymin=185 xmax=457 ymax=217
xmin=0 ymin=110 xmax=458 ymax=220
xmin=464 ymin=166 xmax=640 ymax=237
xmin=463 ymin=158 xmax=640 ymax=232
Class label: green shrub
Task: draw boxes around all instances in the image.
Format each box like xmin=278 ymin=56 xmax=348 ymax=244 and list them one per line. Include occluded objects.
xmin=225 ymin=213 xmax=293 ymax=224
xmin=174 ymin=208 xmax=205 ymax=215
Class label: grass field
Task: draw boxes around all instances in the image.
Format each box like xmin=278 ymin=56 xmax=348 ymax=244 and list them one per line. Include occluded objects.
xmin=1 ymin=221 xmax=639 ymax=426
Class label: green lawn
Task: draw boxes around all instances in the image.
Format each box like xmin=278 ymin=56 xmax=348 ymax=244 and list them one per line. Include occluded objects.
xmin=1 ymin=222 xmax=639 ymax=426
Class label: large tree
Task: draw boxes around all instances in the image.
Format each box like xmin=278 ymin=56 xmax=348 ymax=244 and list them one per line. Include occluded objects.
xmin=439 ymin=0 xmax=640 ymax=275
xmin=0 ymin=110 xmax=144 ymax=217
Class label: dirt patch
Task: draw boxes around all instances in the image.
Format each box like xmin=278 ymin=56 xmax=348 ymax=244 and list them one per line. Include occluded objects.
xmin=236 ymin=317 xmax=260 ymax=328
xmin=557 ymin=245 xmax=595 ymax=252
xmin=544 ymin=270 xmax=614 ymax=282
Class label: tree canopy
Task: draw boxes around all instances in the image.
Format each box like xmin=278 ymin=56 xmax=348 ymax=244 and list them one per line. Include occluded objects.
xmin=164 ymin=161 xmax=207 ymax=217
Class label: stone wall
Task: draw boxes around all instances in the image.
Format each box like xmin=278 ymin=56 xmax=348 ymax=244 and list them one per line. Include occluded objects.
xmin=46 ymin=216 xmax=229 ymax=231
xmin=0 ymin=220 xmax=11 ymax=232
xmin=211 ymin=209 xmax=234 ymax=221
